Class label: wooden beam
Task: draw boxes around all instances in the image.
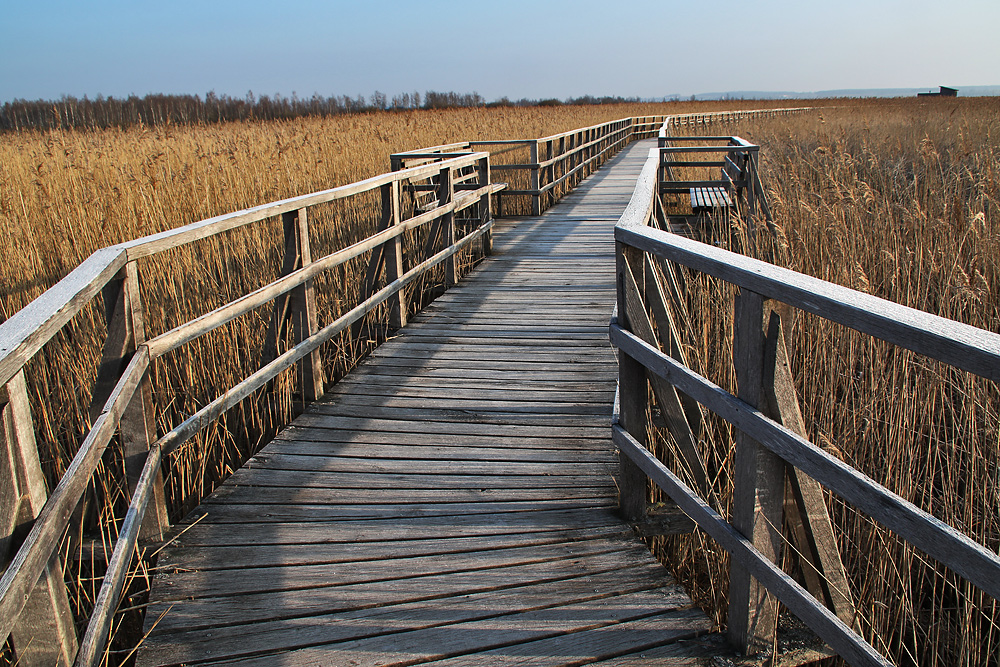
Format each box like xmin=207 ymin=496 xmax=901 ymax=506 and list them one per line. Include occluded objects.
xmin=615 ymin=244 xmax=648 ymax=522
xmin=609 ymin=322 xmax=1000 ymax=604
xmin=621 ymin=261 xmax=710 ymax=498
xmin=612 ymin=425 xmax=891 ymax=667
xmin=728 ymin=289 xmax=784 ymax=654
xmin=1 ymin=372 xmax=80 ymax=666
xmin=762 ymin=310 xmax=856 ymax=627
xmin=615 ymin=224 xmax=1000 ymax=383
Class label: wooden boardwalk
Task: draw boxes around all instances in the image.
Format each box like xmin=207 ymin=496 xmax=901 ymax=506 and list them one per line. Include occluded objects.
xmin=138 ymin=139 xmax=715 ymax=666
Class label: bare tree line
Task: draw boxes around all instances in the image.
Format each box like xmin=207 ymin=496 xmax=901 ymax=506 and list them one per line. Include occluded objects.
xmin=0 ymin=90 xmax=645 ymax=132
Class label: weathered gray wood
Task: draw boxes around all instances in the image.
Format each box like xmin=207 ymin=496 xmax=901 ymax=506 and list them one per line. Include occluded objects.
xmin=138 ymin=139 xmax=716 ymax=665
xmin=610 ymin=322 xmax=1000 ymax=604
xmin=96 ymin=262 xmax=167 ymax=542
xmin=287 ymin=208 xmax=324 ymax=401
xmin=0 ymin=246 xmax=127 ymax=388
xmin=643 ymin=258 xmax=704 ymax=436
xmin=1 ymin=371 xmax=78 ymax=666
xmin=140 ymin=563 xmax=672 ymax=664
xmin=156 ymin=221 xmax=494 ymax=455
xmin=621 ymin=259 xmax=710 ymax=497
xmin=728 ymin=289 xmax=784 ymax=654
xmin=74 ymin=444 xmax=162 ymax=666
xmin=142 ymin=185 xmax=500 ymax=360
xmin=530 ymin=141 xmax=541 ymax=215
xmin=612 ymin=425 xmax=891 ymax=667
xmin=120 ymin=151 xmax=490 ymax=259
xmin=762 ymin=310 xmax=856 ymax=626
xmin=616 ymin=224 xmax=1000 ymax=382
xmin=615 ymin=245 xmax=648 ymax=522
xmin=164 ymin=588 xmax=700 ymax=667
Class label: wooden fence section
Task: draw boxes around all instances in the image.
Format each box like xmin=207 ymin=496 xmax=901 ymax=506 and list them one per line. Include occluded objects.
xmin=392 ymin=116 xmax=668 ymax=218
xmin=611 ymin=136 xmax=1000 ymax=666
xmin=0 ymin=151 xmax=500 ymax=666
xmin=135 ymin=138 xmax=720 ymax=666
xmin=0 ymin=107 xmax=811 ymax=665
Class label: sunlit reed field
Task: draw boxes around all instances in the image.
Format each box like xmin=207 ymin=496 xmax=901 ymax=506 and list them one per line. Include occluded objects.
xmin=652 ymin=97 xmax=1000 ymax=667
xmin=0 ymin=99 xmax=791 ymax=662
xmin=1 ymin=97 xmax=997 ymax=666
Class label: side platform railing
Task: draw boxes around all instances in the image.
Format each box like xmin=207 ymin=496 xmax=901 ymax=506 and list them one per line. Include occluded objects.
xmin=611 ymin=140 xmax=1000 ymax=666
xmin=0 ymin=106 xmax=812 ymax=665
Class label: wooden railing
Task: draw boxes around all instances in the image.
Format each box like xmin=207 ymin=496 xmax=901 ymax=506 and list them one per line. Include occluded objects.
xmin=610 ymin=140 xmax=1000 ymax=666
xmin=392 ymin=115 xmax=669 ymax=217
xmin=0 ymin=150 xmax=500 ymax=665
xmin=0 ymin=106 xmax=814 ymax=664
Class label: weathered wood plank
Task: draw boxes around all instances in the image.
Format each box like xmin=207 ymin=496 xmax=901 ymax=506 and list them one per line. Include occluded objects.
xmin=139 ymin=564 xmax=677 ymax=665
xmin=168 ymin=588 xmax=698 ymax=667
xmin=139 ymin=138 xmax=715 ymax=665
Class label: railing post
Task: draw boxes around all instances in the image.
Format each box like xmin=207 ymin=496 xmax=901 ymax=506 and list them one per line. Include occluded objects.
xmin=477 ymin=156 xmax=493 ymax=256
xmin=615 ymin=242 xmax=648 ymax=522
xmin=1 ymin=371 xmax=77 ymax=665
xmin=544 ymin=140 xmax=554 ymax=209
xmin=268 ymin=208 xmax=324 ymax=403
xmin=92 ymin=262 xmax=169 ymax=542
xmin=383 ymin=181 xmax=408 ymax=329
xmin=728 ymin=288 xmax=785 ymax=655
xmin=439 ymin=166 xmax=458 ymax=285
xmin=530 ymin=141 xmax=541 ymax=216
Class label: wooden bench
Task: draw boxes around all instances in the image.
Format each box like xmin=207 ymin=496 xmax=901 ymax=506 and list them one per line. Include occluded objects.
xmin=690 ymin=186 xmax=732 ymax=213
xmin=689 ymin=147 xmax=746 ymax=215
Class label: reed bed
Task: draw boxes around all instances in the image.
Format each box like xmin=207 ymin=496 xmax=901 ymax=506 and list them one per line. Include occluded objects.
xmin=1 ymin=99 xmax=791 ymax=663
xmin=651 ymin=97 xmax=1000 ymax=667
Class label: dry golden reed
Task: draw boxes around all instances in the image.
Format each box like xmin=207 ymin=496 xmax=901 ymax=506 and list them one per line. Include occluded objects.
xmin=653 ymin=97 xmax=1000 ymax=667
xmin=1 ymin=100 xmax=787 ymax=662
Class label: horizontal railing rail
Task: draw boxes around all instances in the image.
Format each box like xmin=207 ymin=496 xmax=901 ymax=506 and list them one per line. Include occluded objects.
xmin=611 ymin=146 xmax=1000 ymax=666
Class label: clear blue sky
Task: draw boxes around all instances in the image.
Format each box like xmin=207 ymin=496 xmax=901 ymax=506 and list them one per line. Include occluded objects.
xmin=2 ymin=0 xmax=997 ymax=103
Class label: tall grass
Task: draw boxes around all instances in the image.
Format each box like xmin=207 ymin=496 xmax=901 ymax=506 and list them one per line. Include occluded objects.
xmin=0 ymin=99 xmax=792 ymax=663
xmin=652 ymin=98 xmax=1000 ymax=667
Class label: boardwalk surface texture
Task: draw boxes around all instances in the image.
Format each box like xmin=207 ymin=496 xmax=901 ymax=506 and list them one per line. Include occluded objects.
xmin=138 ymin=139 xmax=716 ymax=666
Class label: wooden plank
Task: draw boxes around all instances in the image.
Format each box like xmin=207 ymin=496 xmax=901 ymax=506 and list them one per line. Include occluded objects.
xmin=424 ymin=607 xmax=709 ymax=666
xmin=121 ymin=152 xmax=490 ymax=259
xmin=621 ymin=259 xmax=710 ymax=497
xmin=762 ymin=310 xmax=856 ymax=626
xmin=221 ymin=467 xmax=614 ymax=491
xmin=0 ymin=371 xmax=77 ymax=666
xmin=139 ymin=563 xmax=674 ymax=665
xmin=154 ymin=536 xmax=643 ymax=600
xmin=143 ymin=550 xmax=670 ymax=636
xmin=191 ymin=499 xmax=617 ymax=525
xmin=615 ymin=245 xmax=648 ymax=522
xmin=168 ymin=588 xmax=698 ymax=667
xmin=0 ymin=349 xmax=146 ymax=648
xmin=243 ymin=453 xmax=612 ymax=477
xmin=206 ymin=486 xmax=616 ymax=509
xmin=615 ymin=224 xmax=1000 ymax=382
xmin=264 ymin=438 xmax=616 ymax=460
xmin=0 ymin=245 xmax=126 ymax=387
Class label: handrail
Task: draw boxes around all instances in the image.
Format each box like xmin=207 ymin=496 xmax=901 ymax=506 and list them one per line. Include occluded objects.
xmin=0 ymin=151 xmax=491 ymax=388
xmin=611 ymin=142 xmax=1000 ymax=666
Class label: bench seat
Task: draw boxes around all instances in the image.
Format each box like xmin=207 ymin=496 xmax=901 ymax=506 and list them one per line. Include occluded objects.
xmin=690 ymin=186 xmax=732 ymax=212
